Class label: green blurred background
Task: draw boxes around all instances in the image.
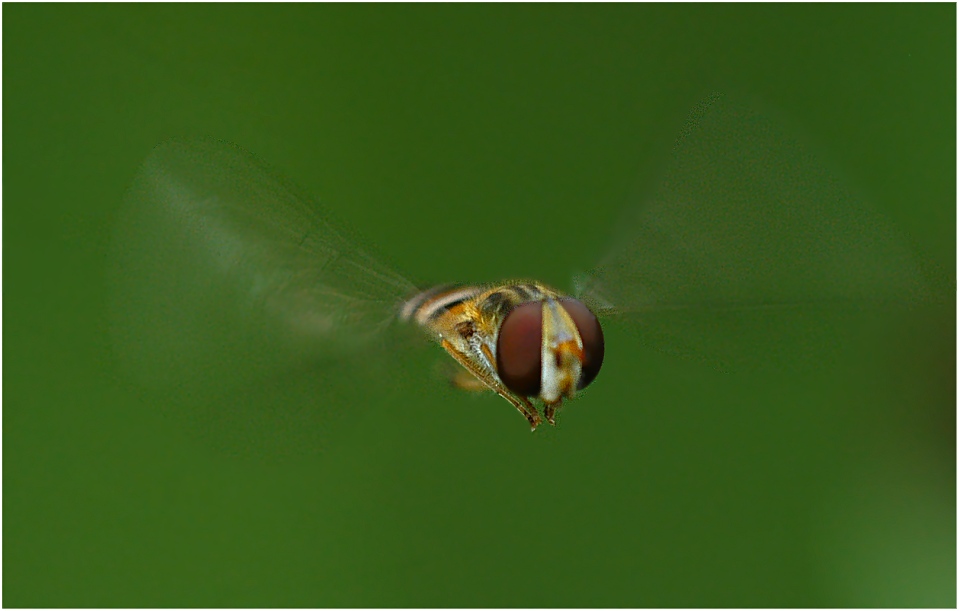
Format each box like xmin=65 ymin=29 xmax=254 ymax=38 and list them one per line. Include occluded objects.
xmin=4 ymin=4 xmax=955 ymax=607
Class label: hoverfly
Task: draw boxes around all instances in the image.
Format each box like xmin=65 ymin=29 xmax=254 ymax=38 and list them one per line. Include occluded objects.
xmin=110 ymin=94 xmax=924 ymax=430
xmin=400 ymin=282 xmax=604 ymax=429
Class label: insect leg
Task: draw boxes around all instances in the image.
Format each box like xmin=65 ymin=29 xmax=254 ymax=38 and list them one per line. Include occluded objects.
xmin=440 ymin=339 xmax=542 ymax=430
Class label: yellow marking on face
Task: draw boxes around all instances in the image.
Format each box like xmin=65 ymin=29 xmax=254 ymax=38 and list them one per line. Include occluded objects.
xmin=554 ymin=339 xmax=584 ymax=367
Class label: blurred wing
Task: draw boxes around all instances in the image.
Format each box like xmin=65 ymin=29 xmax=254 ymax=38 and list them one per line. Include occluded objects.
xmin=109 ymin=137 xmax=418 ymax=391
xmin=575 ymin=94 xmax=928 ymax=368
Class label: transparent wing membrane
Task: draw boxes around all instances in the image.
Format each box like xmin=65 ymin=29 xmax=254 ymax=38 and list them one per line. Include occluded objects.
xmin=109 ymin=137 xmax=418 ymax=392
xmin=576 ymin=94 xmax=927 ymax=368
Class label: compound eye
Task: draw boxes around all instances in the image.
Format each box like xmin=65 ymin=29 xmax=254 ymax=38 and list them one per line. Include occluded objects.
xmin=496 ymin=301 xmax=543 ymax=397
xmin=496 ymin=298 xmax=605 ymax=397
xmin=559 ymin=298 xmax=605 ymax=389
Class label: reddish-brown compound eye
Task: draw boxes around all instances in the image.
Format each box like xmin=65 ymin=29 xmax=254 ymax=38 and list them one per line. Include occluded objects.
xmin=496 ymin=298 xmax=605 ymax=397
xmin=496 ymin=302 xmax=543 ymax=397
xmin=560 ymin=298 xmax=605 ymax=389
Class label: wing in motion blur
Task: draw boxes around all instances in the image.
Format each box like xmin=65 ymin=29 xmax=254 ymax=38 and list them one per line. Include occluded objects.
xmin=575 ymin=94 xmax=927 ymax=368
xmin=109 ymin=137 xmax=418 ymax=392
